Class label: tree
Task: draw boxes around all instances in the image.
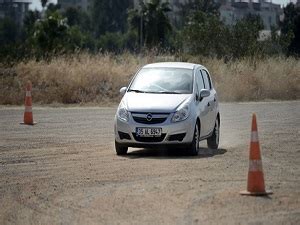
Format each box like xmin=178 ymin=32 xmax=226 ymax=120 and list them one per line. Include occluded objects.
xmin=184 ymin=0 xmax=220 ymax=15
xmin=183 ymin=11 xmax=228 ymax=57
xmin=129 ymin=0 xmax=172 ymax=48
xmin=91 ymin=0 xmax=132 ymax=37
xmin=29 ymin=12 xmax=74 ymax=58
xmin=97 ymin=32 xmax=125 ymax=52
xmin=229 ymin=14 xmax=264 ymax=58
xmin=177 ymin=0 xmax=220 ymax=27
xmin=281 ymin=3 xmax=300 ymax=57
xmin=23 ymin=10 xmax=41 ymax=36
xmin=41 ymin=0 xmax=48 ymax=9
xmin=46 ymin=3 xmax=61 ymax=14
xmin=0 ymin=18 xmax=18 ymax=46
xmin=0 ymin=18 xmax=19 ymax=61
xmin=180 ymin=0 xmax=224 ymax=57
xmin=63 ymin=7 xmax=92 ymax=32
xmin=182 ymin=10 xmax=265 ymax=58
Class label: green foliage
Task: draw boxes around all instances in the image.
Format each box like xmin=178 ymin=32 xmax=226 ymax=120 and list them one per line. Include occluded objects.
xmin=182 ymin=11 xmax=265 ymax=58
xmin=190 ymin=0 xmax=220 ymax=15
xmin=41 ymin=0 xmax=48 ymax=9
xmin=123 ymin=30 xmax=139 ymax=51
xmin=229 ymin=14 xmax=264 ymax=58
xmin=91 ymin=0 xmax=131 ymax=37
xmin=281 ymin=3 xmax=300 ymax=57
xmin=0 ymin=1 xmax=299 ymax=62
xmin=63 ymin=7 xmax=92 ymax=32
xmin=177 ymin=0 xmax=220 ymax=28
xmin=129 ymin=0 xmax=172 ymax=48
xmin=183 ymin=11 xmax=228 ymax=57
xmin=0 ymin=18 xmax=18 ymax=45
xmin=181 ymin=0 xmax=220 ymax=16
xmin=46 ymin=3 xmax=61 ymax=14
xmin=67 ymin=26 xmax=88 ymax=49
xmin=258 ymin=29 xmax=283 ymax=56
xmin=96 ymin=31 xmax=140 ymax=53
xmin=0 ymin=18 xmax=19 ymax=63
xmin=23 ymin=10 xmax=41 ymax=34
xmin=28 ymin=12 xmax=77 ymax=58
xmin=97 ymin=32 xmax=125 ymax=52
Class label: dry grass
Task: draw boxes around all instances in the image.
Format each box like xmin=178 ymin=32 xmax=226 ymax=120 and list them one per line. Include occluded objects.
xmin=202 ymin=57 xmax=300 ymax=101
xmin=0 ymin=53 xmax=299 ymax=105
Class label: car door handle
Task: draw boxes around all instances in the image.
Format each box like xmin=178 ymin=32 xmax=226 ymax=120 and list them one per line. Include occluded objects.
xmin=207 ymin=102 xmax=210 ymax=107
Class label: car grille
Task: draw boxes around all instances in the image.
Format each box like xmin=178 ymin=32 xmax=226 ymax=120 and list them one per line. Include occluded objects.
xmin=131 ymin=112 xmax=169 ymax=124
xmin=132 ymin=133 xmax=166 ymax=142
xmin=133 ymin=117 xmax=167 ymax=124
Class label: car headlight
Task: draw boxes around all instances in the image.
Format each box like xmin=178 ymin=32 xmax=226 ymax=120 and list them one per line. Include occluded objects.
xmin=172 ymin=104 xmax=190 ymax=123
xmin=117 ymin=104 xmax=129 ymax=122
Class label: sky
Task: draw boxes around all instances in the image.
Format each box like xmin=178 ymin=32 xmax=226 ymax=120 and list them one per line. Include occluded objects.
xmin=30 ymin=0 xmax=56 ymax=11
xmin=29 ymin=0 xmax=296 ymax=11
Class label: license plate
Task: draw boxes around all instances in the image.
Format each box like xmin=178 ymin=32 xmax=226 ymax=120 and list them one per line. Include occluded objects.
xmin=136 ymin=127 xmax=162 ymax=137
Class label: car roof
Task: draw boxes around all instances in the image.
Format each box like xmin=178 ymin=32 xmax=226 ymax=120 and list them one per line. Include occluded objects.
xmin=143 ymin=62 xmax=207 ymax=70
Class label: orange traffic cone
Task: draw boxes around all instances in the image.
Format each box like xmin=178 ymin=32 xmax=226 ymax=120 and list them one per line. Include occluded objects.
xmin=20 ymin=81 xmax=36 ymax=125
xmin=240 ymin=113 xmax=272 ymax=196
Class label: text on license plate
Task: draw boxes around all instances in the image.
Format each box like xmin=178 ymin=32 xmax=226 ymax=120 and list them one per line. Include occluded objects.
xmin=136 ymin=128 xmax=162 ymax=137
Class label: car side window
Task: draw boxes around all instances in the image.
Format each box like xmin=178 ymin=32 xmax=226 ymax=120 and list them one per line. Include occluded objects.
xmin=201 ymin=70 xmax=212 ymax=90
xmin=196 ymin=70 xmax=205 ymax=94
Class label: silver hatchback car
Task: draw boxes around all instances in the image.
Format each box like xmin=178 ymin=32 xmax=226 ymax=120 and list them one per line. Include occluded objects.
xmin=114 ymin=62 xmax=220 ymax=155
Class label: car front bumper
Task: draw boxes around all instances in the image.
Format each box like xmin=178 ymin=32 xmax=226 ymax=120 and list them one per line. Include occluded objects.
xmin=114 ymin=113 xmax=195 ymax=148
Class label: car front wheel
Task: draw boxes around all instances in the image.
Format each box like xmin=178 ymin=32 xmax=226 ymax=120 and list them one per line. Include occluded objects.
xmin=115 ymin=141 xmax=128 ymax=155
xmin=207 ymin=119 xmax=219 ymax=149
xmin=188 ymin=123 xmax=200 ymax=156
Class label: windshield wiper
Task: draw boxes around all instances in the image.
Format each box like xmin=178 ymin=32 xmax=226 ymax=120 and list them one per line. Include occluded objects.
xmin=157 ymin=91 xmax=182 ymax=94
xmin=127 ymin=89 xmax=145 ymax=93
xmin=128 ymin=90 xmax=182 ymax=94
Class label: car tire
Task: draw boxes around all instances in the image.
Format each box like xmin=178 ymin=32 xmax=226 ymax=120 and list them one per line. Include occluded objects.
xmin=115 ymin=141 xmax=128 ymax=155
xmin=207 ymin=119 xmax=219 ymax=149
xmin=189 ymin=123 xmax=200 ymax=156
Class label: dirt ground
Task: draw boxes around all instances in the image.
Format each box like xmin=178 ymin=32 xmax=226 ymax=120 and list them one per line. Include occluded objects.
xmin=0 ymin=101 xmax=299 ymax=225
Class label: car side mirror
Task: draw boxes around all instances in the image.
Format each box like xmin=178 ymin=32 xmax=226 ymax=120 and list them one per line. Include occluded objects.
xmin=120 ymin=87 xmax=127 ymax=96
xmin=199 ymin=89 xmax=210 ymax=101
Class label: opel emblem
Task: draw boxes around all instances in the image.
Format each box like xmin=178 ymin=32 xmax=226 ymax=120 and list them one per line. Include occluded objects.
xmin=146 ymin=113 xmax=153 ymax=121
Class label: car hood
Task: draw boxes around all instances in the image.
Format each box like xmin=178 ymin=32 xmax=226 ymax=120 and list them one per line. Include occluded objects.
xmin=123 ymin=92 xmax=192 ymax=113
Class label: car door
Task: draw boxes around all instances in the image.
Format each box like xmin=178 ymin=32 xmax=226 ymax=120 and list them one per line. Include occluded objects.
xmin=201 ymin=69 xmax=217 ymax=134
xmin=195 ymin=69 xmax=210 ymax=137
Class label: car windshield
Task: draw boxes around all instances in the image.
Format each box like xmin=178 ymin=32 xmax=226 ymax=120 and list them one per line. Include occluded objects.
xmin=128 ymin=68 xmax=193 ymax=94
